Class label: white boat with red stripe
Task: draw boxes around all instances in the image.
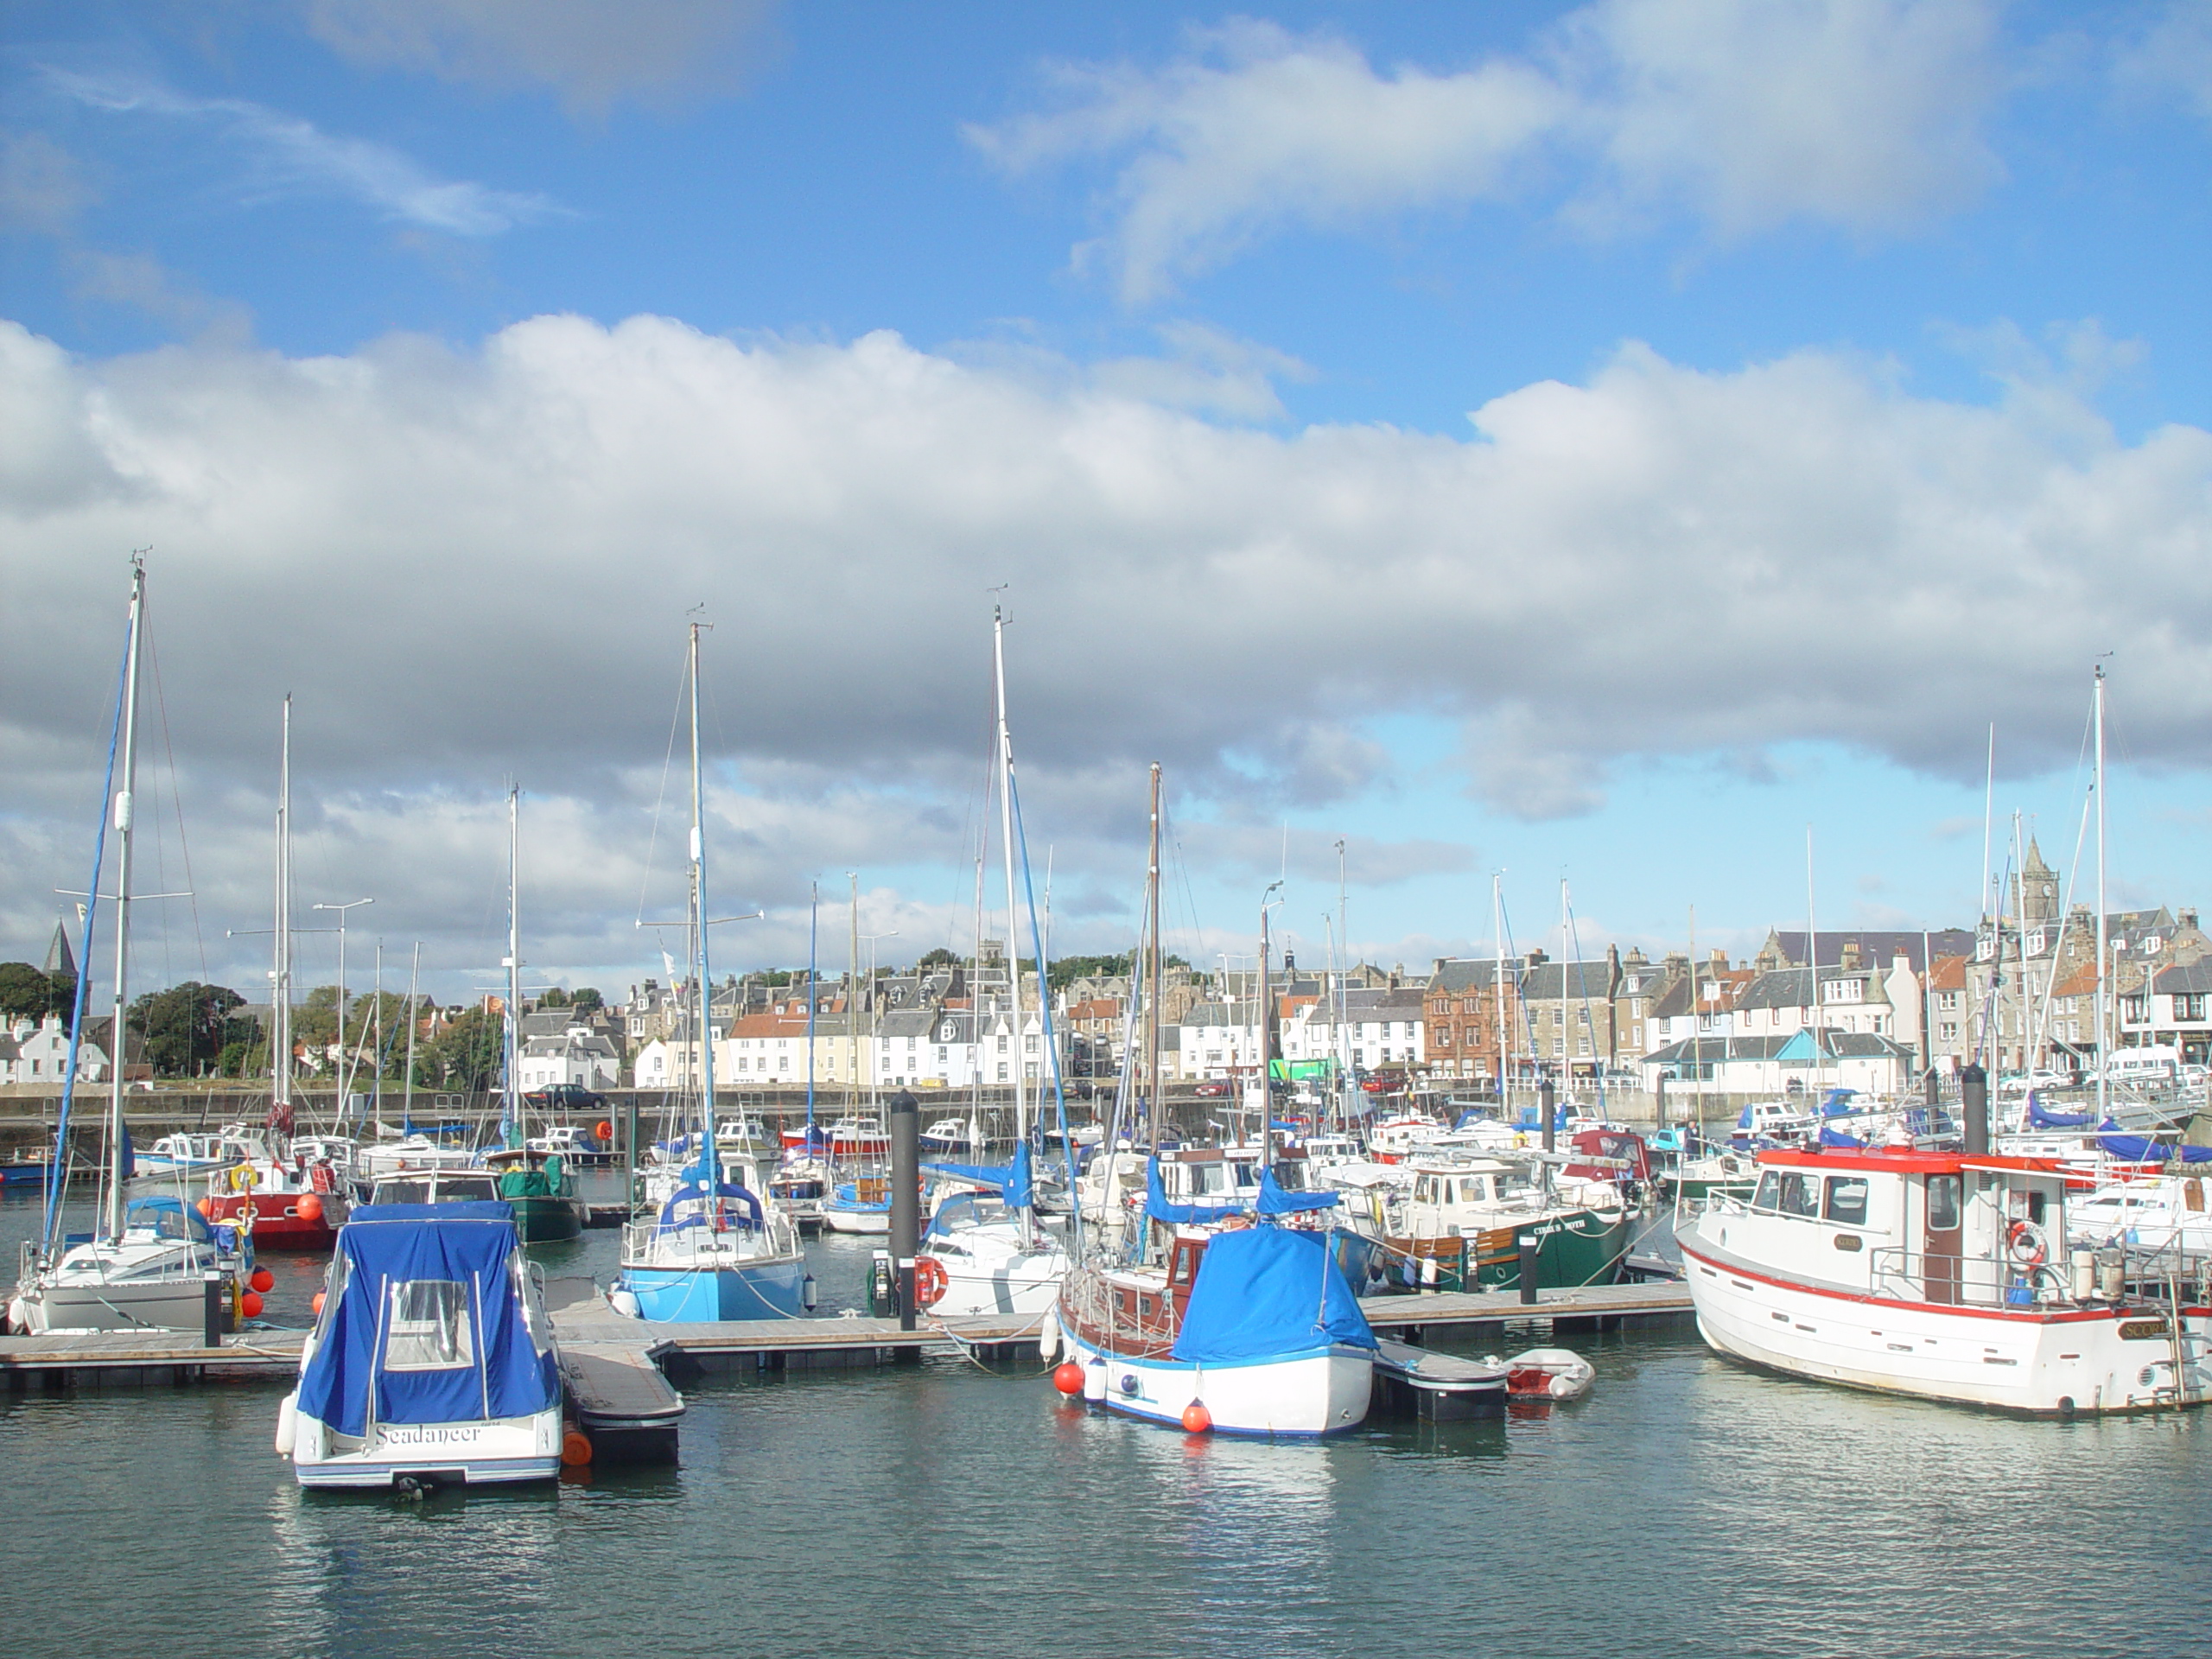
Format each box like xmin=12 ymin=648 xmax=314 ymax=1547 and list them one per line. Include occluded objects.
xmin=1678 ymin=1146 xmax=2212 ymax=1415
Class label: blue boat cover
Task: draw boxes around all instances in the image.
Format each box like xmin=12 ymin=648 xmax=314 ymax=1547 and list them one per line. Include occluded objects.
xmin=2183 ymin=1144 xmax=2212 ymax=1165
xmin=1170 ymin=1224 xmax=1375 ymax=1363
xmin=1256 ymin=1170 xmax=1338 ymax=1213
xmin=295 ymin=1201 xmax=557 ymax=1438
xmin=920 ymin=1141 xmax=1035 ymax=1209
xmin=2029 ymin=1096 xmax=2094 ymax=1129
xmin=658 ymin=1181 xmax=765 ymax=1230
xmin=125 ymin=1194 xmax=211 ymax=1243
xmin=1817 ymin=1126 xmax=1866 ymax=1148
xmin=2097 ymin=1122 xmax=2169 ymax=1162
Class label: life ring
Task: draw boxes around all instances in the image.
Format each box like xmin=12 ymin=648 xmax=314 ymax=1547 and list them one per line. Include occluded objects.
xmin=2006 ymin=1219 xmax=2048 ymax=1269
xmin=913 ymin=1256 xmax=950 ymax=1309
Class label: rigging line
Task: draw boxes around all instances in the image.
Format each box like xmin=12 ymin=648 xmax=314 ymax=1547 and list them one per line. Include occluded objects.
xmin=635 ymin=641 xmax=690 ymax=929
xmin=147 ymin=631 xmax=209 ymax=990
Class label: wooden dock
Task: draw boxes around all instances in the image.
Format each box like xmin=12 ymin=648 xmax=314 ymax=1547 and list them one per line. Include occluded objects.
xmin=1359 ymin=1280 xmax=1694 ymax=1340
xmin=0 ymin=1329 xmax=305 ymax=1386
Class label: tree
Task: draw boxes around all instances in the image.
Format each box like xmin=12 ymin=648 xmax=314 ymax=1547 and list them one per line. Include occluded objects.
xmin=418 ymin=1004 xmax=503 ymax=1091
xmin=0 ymin=961 xmax=75 ymax=1029
xmin=917 ymin=947 xmax=960 ymax=969
xmin=569 ymin=987 xmax=603 ymax=1009
xmin=127 ymin=982 xmax=246 ymax=1076
xmin=537 ymin=987 xmax=571 ymax=1009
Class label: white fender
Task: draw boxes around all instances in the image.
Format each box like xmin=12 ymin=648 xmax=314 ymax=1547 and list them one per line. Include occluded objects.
xmin=608 ymin=1287 xmax=642 ymax=1320
xmin=274 ymin=1391 xmax=298 ymax=1456
xmin=1038 ymin=1308 xmax=1060 ymax=1363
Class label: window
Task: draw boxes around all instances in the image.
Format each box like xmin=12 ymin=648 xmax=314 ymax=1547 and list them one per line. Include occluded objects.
xmin=2177 ymin=994 xmax=2208 ymax=1022
xmin=1777 ymin=1172 xmax=1820 ymax=1218
xmin=1752 ymin=1171 xmax=1782 ymax=1211
xmin=997 ymin=1035 xmax=1008 ymax=1053
xmin=1927 ymin=1175 xmax=1961 ymax=1231
xmin=1823 ymin=1177 xmax=1869 ymax=1227
xmin=385 ymin=1281 xmax=474 ymax=1370
xmin=996 ymin=1063 xmax=1007 ymax=1082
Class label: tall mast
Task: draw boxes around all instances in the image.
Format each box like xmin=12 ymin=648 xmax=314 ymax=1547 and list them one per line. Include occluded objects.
xmin=272 ymin=696 xmax=293 ymax=1131
xmin=1806 ymin=827 xmax=1820 ymax=1101
xmin=847 ymin=871 xmax=859 ymax=1119
xmin=403 ymin=941 xmax=419 ymax=1128
xmin=104 ymin=557 xmax=147 ymax=1243
xmin=805 ymin=880 xmax=818 ymax=1131
xmin=2094 ymin=665 xmax=2108 ymax=1120
xmin=1493 ymin=873 xmax=1508 ymax=1103
xmin=1336 ymin=839 xmax=1351 ymax=1122
xmin=1257 ymin=883 xmax=1278 ymax=1170
xmin=690 ymin=622 xmax=718 ymax=1159
xmin=1687 ymin=905 xmax=1701 ymax=1129
xmin=994 ymin=602 xmax=1027 ymax=1144
xmin=505 ymin=782 xmax=521 ymax=1147
xmin=1146 ymin=762 xmax=1163 ymax=1149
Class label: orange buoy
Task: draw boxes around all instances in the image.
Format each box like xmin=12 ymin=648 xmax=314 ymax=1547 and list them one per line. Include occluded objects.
xmin=196 ymin=1198 xmax=216 ymax=1219
xmin=250 ymin=1267 xmax=275 ymax=1294
xmin=240 ymin=1290 xmax=264 ymax=1319
xmin=1053 ymin=1362 xmax=1085 ymax=1395
xmin=311 ymin=1291 xmax=327 ymax=1317
xmin=296 ymin=1193 xmax=323 ymax=1223
xmin=594 ymin=1120 xmax=614 ymax=1143
xmin=561 ymin=1430 xmax=594 ymax=1467
xmin=1181 ymin=1402 xmax=1212 ymax=1434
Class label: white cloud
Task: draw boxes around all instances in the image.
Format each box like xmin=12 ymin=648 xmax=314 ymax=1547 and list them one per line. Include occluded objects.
xmin=46 ymin=68 xmax=566 ymax=235
xmin=5 ymin=309 xmax=2212 ymax=983
xmin=295 ymin=0 xmax=785 ymax=116
xmin=969 ymin=1 xmax=2005 ymax=301
xmin=2115 ymin=2 xmax=2212 ymax=123
xmin=0 ymin=129 xmax=95 ymax=233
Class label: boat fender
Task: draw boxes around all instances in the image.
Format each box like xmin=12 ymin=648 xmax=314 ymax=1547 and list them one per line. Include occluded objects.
xmin=274 ymin=1392 xmax=298 ymax=1457
xmin=1083 ymin=1357 xmax=1109 ymax=1403
xmin=608 ymin=1287 xmax=642 ymax=1320
xmin=2006 ymin=1220 xmax=2049 ymax=1270
xmin=1039 ymin=1308 xmax=1060 ymax=1363
xmin=801 ymin=1273 xmax=818 ymax=1313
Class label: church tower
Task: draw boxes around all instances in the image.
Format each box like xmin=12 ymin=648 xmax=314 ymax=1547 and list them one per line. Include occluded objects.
xmin=2018 ymin=838 xmax=2059 ymax=925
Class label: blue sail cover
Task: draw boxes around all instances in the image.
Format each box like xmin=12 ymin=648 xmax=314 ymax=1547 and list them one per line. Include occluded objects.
xmin=658 ymin=1181 xmax=765 ymax=1230
xmin=1255 ymin=1170 xmax=1338 ymax=1214
xmin=1170 ymin=1224 xmax=1375 ymax=1363
xmin=295 ymin=1202 xmax=557 ymax=1439
xmin=924 ymin=1141 xmax=1036 ymax=1208
xmin=2097 ymin=1122 xmax=2170 ymax=1162
xmin=1817 ymin=1126 xmax=1866 ymax=1148
xmin=2028 ymin=1096 xmax=2094 ymax=1129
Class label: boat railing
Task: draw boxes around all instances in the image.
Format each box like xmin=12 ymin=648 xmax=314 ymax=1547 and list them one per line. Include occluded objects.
xmin=1865 ymin=1245 xmax=2072 ymax=1308
xmin=1060 ymin=1268 xmax=1175 ymax=1348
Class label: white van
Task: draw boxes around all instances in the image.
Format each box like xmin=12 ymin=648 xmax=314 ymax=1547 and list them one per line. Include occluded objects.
xmin=2103 ymin=1046 xmax=2181 ymax=1083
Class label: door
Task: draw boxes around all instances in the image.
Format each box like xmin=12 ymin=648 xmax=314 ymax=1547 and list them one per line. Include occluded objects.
xmin=1923 ymin=1174 xmax=1962 ymax=1305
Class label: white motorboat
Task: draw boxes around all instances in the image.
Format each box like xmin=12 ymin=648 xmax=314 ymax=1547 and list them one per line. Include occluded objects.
xmin=912 ymin=1147 xmax=1069 ymax=1318
xmin=10 ymin=1196 xmax=251 ymax=1334
xmin=358 ymin=1135 xmax=480 ymax=1179
xmin=919 ymin=1117 xmax=976 ymax=1154
xmin=278 ymin=1199 xmax=564 ymax=1489
xmin=2069 ymin=1171 xmax=2212 ymax=1259
xmin=135 ymin=1132 xmax=240 ymax=1178
xmin=1679 ymin=1147 xmax=2212 ymax=1414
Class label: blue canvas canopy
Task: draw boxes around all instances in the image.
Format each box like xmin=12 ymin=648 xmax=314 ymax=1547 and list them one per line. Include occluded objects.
xmin=920 ymin=1141 xmax=1035 ymax=1209
xmin=1145 ymin=1157 xmax=1249 ymax=1225
xmin=295 ymin=1202 xmax=557 ymax=1439
xmin=1817 ymin=1126 xmax=1866 ymax=1148
xmin=657 ymin=1181 xmax=765 ymax=1231
xmin=2096 ymin=1122 xmax=2168 ymax=1162
xmin=124 ymin=1194 xmax=211 ymax=1243
xmin=1171 ymin=1224 xmax=1374 ymax=1363
xmin=1255 ymin=1170 xmax=1337 ymax=1214
xmin=2028 ymin=1096 xmax=2093 ymax=1129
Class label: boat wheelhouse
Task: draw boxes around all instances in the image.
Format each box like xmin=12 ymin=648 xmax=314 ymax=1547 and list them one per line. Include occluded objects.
xmin=1372 ymin=1156 xmax=1630 ymax=1294
xmin=279 ymin=1201 xmax=563 ymax=1489
xmin=1678 ymin=1146 xmax=2212 ymax=1414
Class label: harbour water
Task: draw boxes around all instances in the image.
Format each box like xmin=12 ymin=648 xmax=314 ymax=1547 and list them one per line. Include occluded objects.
xmin=4 ymin=1185 xmax=2208 ymax=1659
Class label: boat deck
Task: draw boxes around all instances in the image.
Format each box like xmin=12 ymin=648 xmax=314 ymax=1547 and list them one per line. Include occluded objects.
xmin=1359 ymin=1279 xmax=1694 ymax=1337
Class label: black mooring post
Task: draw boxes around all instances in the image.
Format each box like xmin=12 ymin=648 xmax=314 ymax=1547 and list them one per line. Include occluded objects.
xmin=1961 ymin=1063 xmax=1988 ymax=1157
xmin=890 ymin=1089 xmax=920 ymax=1332
xmin=1517 ymin=1235 xmax=1540 ymax=1305
xmin=202 ymin=1270 xmax=222 ymax=1348
xmin=1540 ymin=1077 xmax=1557 ymax=1154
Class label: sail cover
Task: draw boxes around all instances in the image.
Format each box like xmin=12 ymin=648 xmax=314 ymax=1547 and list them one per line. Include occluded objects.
xmin=1145 ymin=1157 xmax=1249 ymax=1225
xmin=296 ymin=1202 xmax=557 ymax=1438
xmin=1171 ymin=1224 xmax=1375 ymax=1363
xmin=1255 ymin=1169 xmax=1338 ymax=1214
xmin=920 ymin=1141 xmax=1036 ymax=1208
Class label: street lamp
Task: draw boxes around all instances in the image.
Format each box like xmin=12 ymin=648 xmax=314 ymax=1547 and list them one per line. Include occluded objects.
xmin=313 ymin=898 xmax=373 ymax=1110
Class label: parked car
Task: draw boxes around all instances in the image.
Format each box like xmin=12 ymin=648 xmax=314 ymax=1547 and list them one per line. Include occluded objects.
xmin=1194 ymin=1080 xmax=1230 ymax=1098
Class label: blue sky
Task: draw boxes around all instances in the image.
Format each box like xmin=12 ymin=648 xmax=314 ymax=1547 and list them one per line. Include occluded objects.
xmin=5 ymin=2 xmax=2212 ymax=1000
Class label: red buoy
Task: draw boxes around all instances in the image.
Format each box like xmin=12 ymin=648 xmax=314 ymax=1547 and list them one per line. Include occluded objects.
xmin=1181 ymin=1402 xmax=1212 ymax=1434
xmin=1052 ymin=1362 xmax=1085 ymax=1395
xmin=296 ymin=1193 xmax=324 ymax=1223
xmin=250 ymin=1267 xmax=275 ymax=1294
xmin=562 ymin=1430 xmax=594 ymax=1467
xmin=594 ymin=1120 xmax=614 ymax=1143
xmin=239 ymin=1290 xmax=264 ymax=1319
xmin=311 ymin=1291 xmax=326 ymax=1317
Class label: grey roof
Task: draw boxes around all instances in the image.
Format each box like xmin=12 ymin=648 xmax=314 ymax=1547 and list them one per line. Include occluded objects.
xmin=1428 ymin=959 xmax=1510 ymax=994
xmin=876 ymin=1008 xmax=937 ymax=1039
xmin=1768 ymin=930 xmax=1972 ymax=974
xmin=2154 ymin=960 xmax=2212 ymax=995
xmin=1735 ymin=966 xmax=1891 ymax=1013
xmin=1516 ymin=961 xmax=1616 ymax=1001
xmin=523 ymin=1032 xmax=616 ymax=1058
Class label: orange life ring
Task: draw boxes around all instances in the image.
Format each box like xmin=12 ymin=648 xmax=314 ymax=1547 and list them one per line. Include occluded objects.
xmin=595 ymin=1120 xmax=614 ymax=1143
xmin=2006 ymin=1219 xmax=2048 ymax=1269
xmin=913 ymin=1256 xmax=950 ymax=1309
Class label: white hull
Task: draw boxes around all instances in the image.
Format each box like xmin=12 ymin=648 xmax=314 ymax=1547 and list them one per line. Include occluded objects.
xmin=933 ymin=1259 xmax=1064 ymax=1318
xmin=819 ymin=1208 xmax=890 ymax=1236
xmin=290 ymin=1403 xmax=563 ymax=1488
xmin=13 ymin=1276 xmax=216 ymax=1335
xmin=1681 ymin=1238 xmax=2210 ymax=1414
xmin=1059 ymin=1325 xmax=1371 ymax=1436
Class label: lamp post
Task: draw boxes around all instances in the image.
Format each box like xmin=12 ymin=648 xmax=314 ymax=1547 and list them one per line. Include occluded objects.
xmin=313 ymin=898 xmax=373 ymax=1112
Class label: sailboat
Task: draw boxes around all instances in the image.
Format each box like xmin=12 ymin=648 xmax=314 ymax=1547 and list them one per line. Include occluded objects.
xmin=478 ymin=785 xmax=585 ymax=1243
xmin=614 ymin=621 xmax=809 ymax=1321
xmin=8 ymin=561 xmax=253 ymax=1334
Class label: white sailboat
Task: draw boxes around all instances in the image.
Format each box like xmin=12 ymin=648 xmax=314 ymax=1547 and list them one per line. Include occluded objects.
xmin=615 ymin=620 xmax=808 ymax=1322
xmin=10 ymin=560 xmax=251 ymax=1335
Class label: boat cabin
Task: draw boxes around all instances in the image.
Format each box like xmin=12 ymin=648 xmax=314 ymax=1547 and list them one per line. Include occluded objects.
xmin=368 ymin=1169 xmax=502 ymax=1207
xmin=1727 ymin=1147 xmax=2074 ymax=1306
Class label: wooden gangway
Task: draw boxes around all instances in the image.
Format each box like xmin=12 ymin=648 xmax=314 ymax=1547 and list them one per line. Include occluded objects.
xmin=1359 ymin=1279 xmax=1694 ymax=1337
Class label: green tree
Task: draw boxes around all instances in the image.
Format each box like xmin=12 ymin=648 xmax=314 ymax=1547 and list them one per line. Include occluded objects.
xmin=917 ymin=947 xmax=959 ymax=969
xmin=419 ymin=1004 xmax=503 ymax=1091
xmin=0 ymin=961 xmax=75 ymax=1029
xmin=537 ymin=986 xmax=571 ymax=1009
xmin=569 ymin=987 xmax=603 ymax=1009
xmin=127 ymin=981 xmax=247 ymax=1075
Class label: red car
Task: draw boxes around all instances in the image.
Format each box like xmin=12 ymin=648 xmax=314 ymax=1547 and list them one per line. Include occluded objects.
xmin=1194 ymin=1080 xmax=1230 ymax=1097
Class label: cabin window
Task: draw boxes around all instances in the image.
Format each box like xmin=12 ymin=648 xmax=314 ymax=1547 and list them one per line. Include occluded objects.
xmin=2025 ymin=1190 xmax=2047 ymax=1224
xmin=385 ymin=1281 xmax=475 ymax=1370
xmin=1927 ymin=1175 xmax=1962 ymax=1231
xmin=1778 ymin=1173 xmax=1821 ymax=1218
xmin=1823 ymin=1177 xmax=1869 ymax=1227
xmin=1752 ymin=1171 xmax=1782 ymax=1212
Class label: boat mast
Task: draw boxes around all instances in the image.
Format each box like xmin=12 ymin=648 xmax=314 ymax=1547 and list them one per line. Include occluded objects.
xmin=846 ymin=872 xmax=859 ymax=1122
xmin=1687 ymin=904 xmax=1700 ymax=1134
xmin=1493 ymin=873 xmax=1508 ymax=1109
xmin=1146 ymin=762 xmax=1163 ymax=1151
xmin=805 ymin=880 xmax=818 ymax=1133
xmin=505 ymin=783 xmax=521 ymax=1147
xmin=2094 ymin=665 xmax=2108 ymax=1121
xmin=105 ymin=558 xmax=146 ymax=1243
xmin=1257 ymin=881 xmax=1281 ymax=1173
xmin=403 ymin=940 xmax=419 ymax=1128
xmin=993 ymin=602 xmax=1027 ymax=1146
xmin=1806 ymin=828 xmax=1820 ymax=1108
xmin=690 ymin=623 xmax=719 ymax=1166
xmin=272 ymin=696 xmax=294 ymax=1137
xmin=1335 ymin=838 xmax=1350 ymax=1127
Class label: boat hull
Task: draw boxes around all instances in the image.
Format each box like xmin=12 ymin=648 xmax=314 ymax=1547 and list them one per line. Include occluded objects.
xmin=819 ymin=1206 xmax=890 ymax=1236
xmin=13 ymin=1277 xmax=223 ymax=1335
xmin=203 ymin=1192 xmax=342 ymax=1252
xmin=508 ymin=1194 xmax=585 ymax=1243
xmin=1681 ymin=1236 xmax=2212 ymax=1415
xmin=620 ymin=1258 xmax=809 ymax=1322
xmin=1058 ymin=1325 xmax=1372 ymax=1436
xmin=291 ymin=1408 xmax=563 ymax=1489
